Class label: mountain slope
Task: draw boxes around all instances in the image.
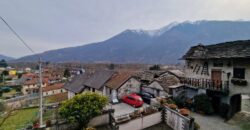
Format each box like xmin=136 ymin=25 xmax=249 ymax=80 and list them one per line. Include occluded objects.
xmin=0 ymin=54 xmax=14 ymax=61
xmin=16 ymin=20 xmax=250 ymax=64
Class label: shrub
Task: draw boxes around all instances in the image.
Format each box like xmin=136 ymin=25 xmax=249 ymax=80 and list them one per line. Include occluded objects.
xmin=194 ymin=122 xmax=200 ymax=130
xmin=59 ymin=92 xmax=108 ymax=129
xmin=166 ymin=98 xmax=175 ymax=104
xmin=0 ymin=101 xmax=5 ymax=113
xmin=149 ymin=64 xmax=160 ymax=70
xmin=194 ymin=94 xmax=214 ymax=114
xmin=1 ymin=87 xmax=11 ymax=93
xmin=219 ymin=103 xmax=229 ymax=118
xmin=85 ymin=127 xmax=96 ymax=130
xmin=173 ymin=97 xmax=185 ymax=108
xmin=15 ymin=86 xmax=22 ymax=92
xmin=46 ymin=120 xmax=52 ymax=127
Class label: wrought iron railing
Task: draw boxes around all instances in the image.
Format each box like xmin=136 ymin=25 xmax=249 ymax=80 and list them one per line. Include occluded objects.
xmin=180 ymin=77 xmax=229 ymax=93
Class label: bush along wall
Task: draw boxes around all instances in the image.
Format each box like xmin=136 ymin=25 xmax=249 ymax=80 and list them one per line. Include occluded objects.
xmin=194 ymin=94 xmax=214 ymax=115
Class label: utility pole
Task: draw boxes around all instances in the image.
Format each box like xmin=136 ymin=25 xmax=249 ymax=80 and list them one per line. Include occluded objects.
xmin=38 ymin=58 xmax=44 ymax=128
xmin=0 ymin=15 xmax=44 ymax=128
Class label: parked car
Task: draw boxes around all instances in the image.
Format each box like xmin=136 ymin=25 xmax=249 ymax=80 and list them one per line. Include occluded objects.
xmin=137 ymin=92 xmax=155 ymax=104
xmin=122 ymin=93 xmax=144 ymax=108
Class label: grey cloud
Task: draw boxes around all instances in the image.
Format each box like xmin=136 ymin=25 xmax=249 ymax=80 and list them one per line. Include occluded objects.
xmin=0 ymin=0 xmax=250 ymax=58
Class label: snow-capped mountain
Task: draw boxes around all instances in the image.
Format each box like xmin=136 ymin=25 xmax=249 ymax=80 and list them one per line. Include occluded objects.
xmin=16 ymin=20 xmax=250 ymax=64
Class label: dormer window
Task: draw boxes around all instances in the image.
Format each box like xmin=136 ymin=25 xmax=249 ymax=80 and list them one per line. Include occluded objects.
xmin=193 ymin=50 xmax=205 ymax=57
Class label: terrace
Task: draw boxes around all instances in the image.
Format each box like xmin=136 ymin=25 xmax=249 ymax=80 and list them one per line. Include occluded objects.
xmin=180 ymin=77 xmax=229 ymax=94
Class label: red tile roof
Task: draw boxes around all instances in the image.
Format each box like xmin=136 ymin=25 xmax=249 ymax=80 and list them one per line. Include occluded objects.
xmin=105 ymin=71 xmax=135 ymax=89
xmin=43 ymin=83 xmax=64 ymax=92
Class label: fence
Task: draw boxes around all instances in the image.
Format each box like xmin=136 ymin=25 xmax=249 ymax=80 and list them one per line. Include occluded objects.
xmin=164 ymin=106 xmax=194 ymax=130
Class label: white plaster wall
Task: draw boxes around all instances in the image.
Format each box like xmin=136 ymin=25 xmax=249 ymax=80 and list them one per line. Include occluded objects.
xmin=88 ymin=113 xmax=109 ymax=127
xmin=118 ymin=78 xmax=141 ymax=99
xmin=43 ymin=88 xmax=67 ymax=96
xmin=22 ymin=83 xmax=47 ymax=95
xmin=118 ymin=112 xmax=162 ymax=130
xmin=68 ymin=91 xmax=75 ymax=99
xmin=144 ymin=81 xmax=168 ymax=97
xmin=184 ymin=59 xmax=250 ymax=96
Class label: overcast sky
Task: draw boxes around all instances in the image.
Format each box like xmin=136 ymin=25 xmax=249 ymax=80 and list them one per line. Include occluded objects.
xmin=1 ymin=0 xmax=250 ymax=58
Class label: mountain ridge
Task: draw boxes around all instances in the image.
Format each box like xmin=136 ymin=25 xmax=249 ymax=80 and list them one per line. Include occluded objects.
xmin=0 ymin=54 xmax=14 ymax=61
xmin=15 ymin=20 xmax=250 ymax=64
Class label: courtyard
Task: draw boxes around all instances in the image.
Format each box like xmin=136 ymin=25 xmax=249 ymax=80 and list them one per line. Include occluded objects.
xmin=110 ymin=102 xmax=149 ymax=117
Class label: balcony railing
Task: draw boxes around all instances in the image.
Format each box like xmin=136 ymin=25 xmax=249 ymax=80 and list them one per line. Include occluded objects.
xmin=180 ymin=77 xmax=229 ymax=93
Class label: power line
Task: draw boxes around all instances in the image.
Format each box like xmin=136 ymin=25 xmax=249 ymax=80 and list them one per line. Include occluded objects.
xmin=0 ymin=16 xmax=35 ymax=54
xmin=0 ymin=16 xmax=44 ymax=127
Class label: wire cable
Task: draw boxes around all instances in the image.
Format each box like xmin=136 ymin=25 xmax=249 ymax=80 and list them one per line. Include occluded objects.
xmin=0 ymin=16 xmax=35 ymax=54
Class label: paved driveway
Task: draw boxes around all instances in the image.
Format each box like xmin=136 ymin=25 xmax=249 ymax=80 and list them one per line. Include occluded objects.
xmin=111 ymin=103 xmax=149 ymax=117
xmin=191 ymin=112 xmax=241 ymax=130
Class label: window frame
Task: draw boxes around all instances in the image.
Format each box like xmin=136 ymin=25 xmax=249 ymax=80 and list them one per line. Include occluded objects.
xmin=233 ymin=68 xmax=245 ymax=79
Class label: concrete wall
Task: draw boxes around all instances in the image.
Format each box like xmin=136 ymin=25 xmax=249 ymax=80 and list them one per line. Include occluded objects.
xmin=88 ymin=113 xmax=110 ymax=127
xmin=118 ymin=112 xmax=162 ymax=130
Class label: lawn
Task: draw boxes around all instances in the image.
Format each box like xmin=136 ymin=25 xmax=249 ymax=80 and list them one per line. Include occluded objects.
xmin=43 ymin=108 xmax=57 ymax=121
xmin=0 ymin=108 xmax=38 ymax=130
xmin=2 ymin=89 xmax=16 ymax=97
xmin=44 ymin=93 xmax=68 ymax=104
xmin=240 ymin=123 xmax=250 ymax=130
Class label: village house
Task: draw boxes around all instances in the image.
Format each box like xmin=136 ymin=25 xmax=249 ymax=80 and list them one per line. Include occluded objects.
xmin=64 ymin=69 xmax=187 ymax=101
xmin=143 ymin=70 xmax=184 ymax=98
xmin=64 ymin=70 xmax=114 ymax=99
xmin=20 ymin=73 xmax=48 ymax=95
xmin=83 ymin=70 xmax=114 ymax=95
xmin=64 ymin=73 xmax=90 ymax=99
xmin=181 ymin=40 xmax=250 ymax=118
xmin=133 ymin=70 xmax=169 ymax=89
xmin=42 ymin=82 xmax=67 ymax=96
xmin=105 ymin=71 xmax=141 ymax=103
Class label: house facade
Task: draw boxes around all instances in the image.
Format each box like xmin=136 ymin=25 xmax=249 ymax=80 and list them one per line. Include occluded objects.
xmin=182 ymin=40 xmax=250 ymax=118
xmin=64 ymin=70 xmax=114 ymax=99
xmin=143 ymin=71 xmax=184 ymax=98
xmin=42 ymin=83 xmax=67 ymax=96
xmin=105 ymin=71 xmax=141 ymax=103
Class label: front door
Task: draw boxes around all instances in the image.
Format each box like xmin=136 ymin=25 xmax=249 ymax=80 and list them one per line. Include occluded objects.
xmin=211 ymin=70 xmax=222 ymax=89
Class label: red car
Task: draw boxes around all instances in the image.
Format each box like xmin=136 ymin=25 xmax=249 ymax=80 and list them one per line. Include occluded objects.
xmin=122 ymin=93 xmax=144 ymax=108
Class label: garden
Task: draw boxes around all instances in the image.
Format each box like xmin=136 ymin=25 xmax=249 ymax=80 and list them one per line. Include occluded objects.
xmin=0 ymin=107 xmax=38 ymax=130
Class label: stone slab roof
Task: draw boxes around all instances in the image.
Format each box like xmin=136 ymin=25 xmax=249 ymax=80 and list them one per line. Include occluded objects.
xmin=63 ymin=73 xmax=91 ymax=93
xmin=84 ymin=70 xmax=114 ymax=90
xmin=182 ymin=40 xmax=250 ymax=60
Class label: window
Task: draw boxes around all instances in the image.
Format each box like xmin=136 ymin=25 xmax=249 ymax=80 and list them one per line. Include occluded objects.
xmin=233 ymin=68 xmax=245 ymax=79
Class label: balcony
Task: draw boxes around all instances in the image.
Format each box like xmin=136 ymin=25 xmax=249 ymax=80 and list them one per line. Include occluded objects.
xmin=180 ymin=77 xmax=229 ymax=94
